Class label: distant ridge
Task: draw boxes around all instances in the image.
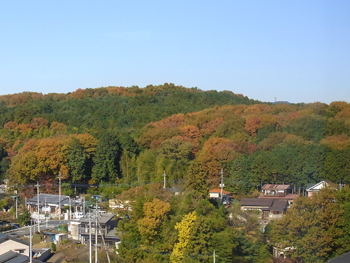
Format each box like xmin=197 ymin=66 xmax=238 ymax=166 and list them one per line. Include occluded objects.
xmin=272 ymin=101 xmax=291 ymax=105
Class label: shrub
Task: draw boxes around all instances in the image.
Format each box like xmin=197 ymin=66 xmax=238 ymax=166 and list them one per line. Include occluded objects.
xmin=51 ymin=242 xmax=56 ymax=252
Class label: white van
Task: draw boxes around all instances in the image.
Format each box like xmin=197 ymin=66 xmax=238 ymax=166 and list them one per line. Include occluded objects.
xmin=74 ymin=212 xmax=84 ymax=219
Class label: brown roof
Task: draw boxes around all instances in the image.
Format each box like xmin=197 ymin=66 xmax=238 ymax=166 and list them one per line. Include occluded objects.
xmin=262 ymin=184 xmax=291 ymax=190
xmin=209 ymin=188 xmax=231 ymax=195
xmin=259 ymin=193 xmax=299 ymax=200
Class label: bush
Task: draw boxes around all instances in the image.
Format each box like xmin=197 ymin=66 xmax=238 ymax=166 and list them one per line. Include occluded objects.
xmin=51 ymin=242 xmax=56 ymax=252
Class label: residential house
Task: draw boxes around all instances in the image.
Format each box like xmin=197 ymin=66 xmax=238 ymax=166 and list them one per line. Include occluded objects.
xmin=0 ymin=179 xmax=8 ymax=201
xmin=0 ymin=233 xmax=30 ymax=256
xmin=27 ymin=194 xmax=83 ymax=219
xmin=260 ymin=184 xmax=299 ymax=206
xmin=306 ymin=181 xmax=330 ymax=197
xmin=0 ymin=233 xmax=50 ymax=262
xmin=69 ymin=213 xmax=120 ymax=247
xmin=209 ymin=188 xmax=232 ymax=205
xmin=0 ymin=250 xmax=35 ymax=263
xmin=240 ymin=198 xmax=288 ymax=220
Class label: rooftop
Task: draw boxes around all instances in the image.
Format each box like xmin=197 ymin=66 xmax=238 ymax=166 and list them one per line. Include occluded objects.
xmin=262 ymin=184 xmax=291 ymax=190
xmin=240 ymin=198 xmax=274 ymax=207
xmin=27 ymin=194 xmax=82 ymax=207
xmin=209 ymin=188 xmax=231 ymax=195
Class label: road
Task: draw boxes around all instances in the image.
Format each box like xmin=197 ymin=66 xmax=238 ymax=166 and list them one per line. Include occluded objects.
xmin=2 ymin=220 xmax=69 ymax=237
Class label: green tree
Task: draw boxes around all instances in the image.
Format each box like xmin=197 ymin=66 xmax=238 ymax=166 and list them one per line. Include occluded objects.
xmin=91 ymin=131 xmax=121 ymax=183
xmin=185 ymin=161 xmax=208 ymax=200
xmin=270 ymin=188 xmax=343 ymax=263
xmin=66 ymin=137 xmax=87 ymax=183
xmin=17 ymin=209 xmax=31 ymax=226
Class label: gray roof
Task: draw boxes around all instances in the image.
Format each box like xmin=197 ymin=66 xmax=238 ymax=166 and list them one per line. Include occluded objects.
xmin=328 ymin=251 xmax=350 ymax=263
xmin=0 ymin=250 xmax=28 ymax=263
xmin=240 ymin=198 xmax=274 ymax=207
xmin=240 ymin=198 xmax=288 ymax=211
xmin=270 ymin=200 xmax=288 ymax=211
xmin=0 ymin=234 xmax=30 ymax=247
xmin=0 ymin=250 xmax=38 ymax=263
xmin=27 ymin=194 xmax=82 ymax=207
xmin=75 ymin=213 xmax=116 ymax=224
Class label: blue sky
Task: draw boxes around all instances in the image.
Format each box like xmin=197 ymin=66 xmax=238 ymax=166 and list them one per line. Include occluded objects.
xmin=0 ymin=1 xmax=349 ymax=104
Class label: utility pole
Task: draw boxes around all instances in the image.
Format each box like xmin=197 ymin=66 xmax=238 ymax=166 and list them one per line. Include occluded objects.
xmin=97 ymin=221 xmax=111 ymax=263
xmin=58 ymin=173 xmax=61 ymax=221
xmin=213 ymin=249 xmax=216 ymax=263
xmin=83 ymin=196 xmax=85 ymax=215
xmin=220 ymin=169 xmax=224 ymax=202
xmin=163 ymin=171 xmax=166 ymax=189
xmin=35 ymin=181 xmax=40 ymax=232
xmin=29 ymin=222 xmax=33 ymax=263
xmin=16 ymin=196 xmax=18 ymax=219
xmin=68 ymin=196 xmax=71 ymax=220
xmin=95 ymin=201 xmax=98 ymax=263
xmin=89 ymin=211 xmax=92 ymax=263
xmin=45 ymin=197 xmax=48 ymax=229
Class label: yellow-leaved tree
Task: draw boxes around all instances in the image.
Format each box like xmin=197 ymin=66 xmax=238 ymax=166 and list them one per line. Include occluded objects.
xmin=170 ymin=211 xmax=197 ymax=263
xmin=137 ymin=198 xmax=170 ymax=244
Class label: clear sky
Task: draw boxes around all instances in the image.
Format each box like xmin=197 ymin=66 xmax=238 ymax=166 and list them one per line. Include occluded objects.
xmin=0 ymin=1 xmax=349 ymax=104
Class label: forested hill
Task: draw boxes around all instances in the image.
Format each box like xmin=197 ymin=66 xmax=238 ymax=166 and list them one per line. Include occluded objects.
xmin=0 ymin=84 xmax=258 ymax=134
xmin=1 ymin=83 xmax=350 ymax=199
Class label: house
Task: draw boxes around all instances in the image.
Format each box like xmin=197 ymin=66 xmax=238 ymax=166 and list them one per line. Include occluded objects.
xmin=69 ymin=213 xmax=120 ymax=247
xmin=240 ymin=198 xmax=288 ymax=220
xmin=209 ymin=188 xmax=232 ymax=205
xmin=260 ymin=184 xmax=299 ymax=205
xmin=0 ymin=233 xmax=30 ymax=256
xmin=0 ymin=250 xmax=34 ymax=263
xmin=306 ymin=181 xmax=330 ymax=197
xmin=27 ymin=194 xmax=83 ymax=219
xmin=273 ymin=246 xmax=295 ymax=259
xmin=0 ymin=233 xmax=51 ymax=262
xmin=0 ymin=179 xmax=8 ymax=201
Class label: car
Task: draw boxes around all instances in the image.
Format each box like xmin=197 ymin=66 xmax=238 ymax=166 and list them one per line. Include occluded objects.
xmin=10 ymin=223 xmax=20 ymax=229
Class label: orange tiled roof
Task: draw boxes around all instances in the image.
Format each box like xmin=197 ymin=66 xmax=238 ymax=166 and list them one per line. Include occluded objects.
xmin=209 ymin=188 xmax=231 ymax=194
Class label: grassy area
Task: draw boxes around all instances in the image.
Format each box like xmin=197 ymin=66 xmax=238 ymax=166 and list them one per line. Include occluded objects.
xmin=22 ymin=233 xmax=43 ymax=245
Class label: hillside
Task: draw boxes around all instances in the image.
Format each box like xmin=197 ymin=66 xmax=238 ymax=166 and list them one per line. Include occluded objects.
xmin=0 ymin=82 xmax=348 ymax=197
xmin=0 ymin=84 xmax=258 ymax=189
